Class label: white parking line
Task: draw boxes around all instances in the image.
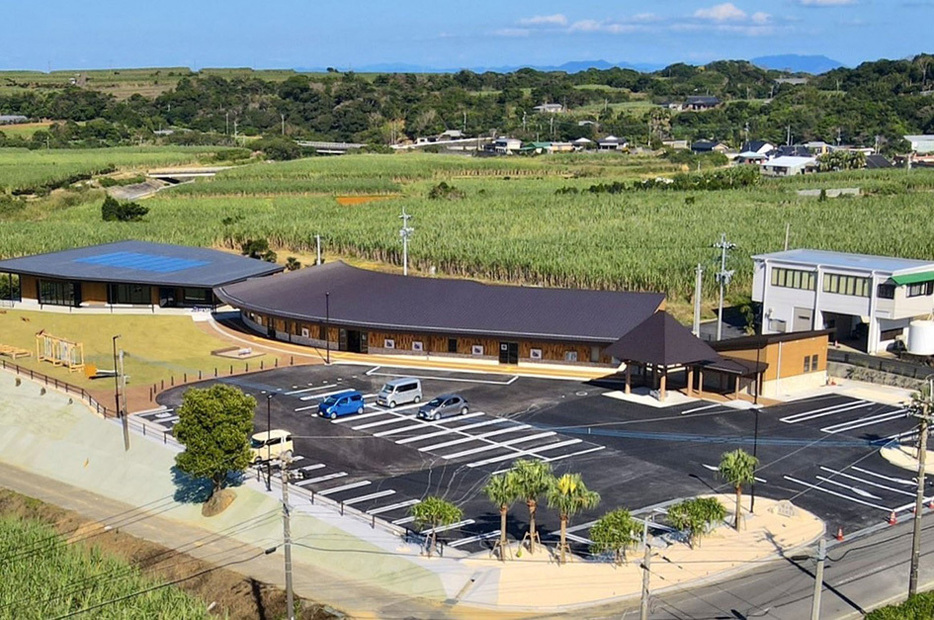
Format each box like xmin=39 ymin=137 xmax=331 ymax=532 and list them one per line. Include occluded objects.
xmin=291 ymin=455 xmax=304 ymax=462
xmin=780 ymin=400 xmax=872 ymax=424
xmin=421 ymin=519 xmax=475 ymax=535
xmin=392 ymin=516 xmax=415 ymax=525
xmin=851 ymin=466 xmax=916 ymax=486
xmin=299 ymin=472 xmax=347 ymax=485
xmin=466 ymin=439 xmax=583 ymax=468
xmin=450 ymin=530 xmax=501 ymax=548
xmin=421 ymin=424 xmax=531 ymax=452
xmin=552 ymin=520 xmax=597 ymax=535
xmin=330 ymin=410 xmax=389 ymax=423
xmin=442 ymin=432 xmax=554 ymax=460
xmin=681 ymin=403 xmax=722 ymax=415
xmin=294 ymin=404 xmax=318 ymax=413
xmin=820 ymin=409 xmax=908 ymax=434
xmin=814 ymin=475 xmax=883 ymax=500
xmin=886 ymin=430 xmax=919 ymax=441
xmin=783 ymin=475 xmax=892 ymax=512
xmin=285 ymin=384 xmax=337 ymax=396
xmin=394 ymin=414 xmax=492 ymax=444
xmin=374 ymin=422 xmax=432 ymax=438
xmin=565 ymin=533 xmax=594 ymax=545
xmin=819 ymin=466 xmax=917 ymax=497
xmin=318 ymin=481 xmax=371 ymax=496
xmin=343 ymin=490 xmax=396 ymax=506
xmin=366 ymin=499 xmax=420 ymax=515
xmin=299 ymin=463 xmax=326 ymax=472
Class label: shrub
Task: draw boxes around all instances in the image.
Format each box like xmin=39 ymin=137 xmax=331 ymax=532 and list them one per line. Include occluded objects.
xmin=428 ymin=181 xmax=465 ymax=200
xmin=253 ymin=137 xmax=301 ymax=161
xmin=240 ymin=238 xmax=277 ymax=263
xmin=666 ymin=497 xmax=727 ymax=548
xmin=101 ymin=195 xmax=149 ymax=222
xmin=866 ymin=591 xmax=934 ymax=619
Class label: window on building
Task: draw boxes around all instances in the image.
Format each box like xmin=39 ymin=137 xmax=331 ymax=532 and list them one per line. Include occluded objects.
xmin=447 ymin=338 xmax=458 ymax=354
xmin=39 ymin=280 xmax=77 ymax=306
xmin=182 ymin=287 xmax=210 ymax=303
xmin=907 ymin=281 xmax=934 ymax=298
xmin=318 ymin=324 xmax=327 ymax=340
xmin=811 ymin=354 xmax=819 ymax=371
xmin=109 ymin=283 xmax=151 ymax=305
xmin=770 ymin=268 xmax=816 ymax=291
xmin=564 ymin=351 xmax=579 ymax=362
xmin=822 ymin=274 xmax=870 ymax=297
xmin=804 ymin=356 xmax=811 ymax=373
xmin=877 ymin=284 xmax=896 ymax=299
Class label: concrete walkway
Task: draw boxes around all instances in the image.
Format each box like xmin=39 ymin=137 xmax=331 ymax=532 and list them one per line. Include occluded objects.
xmin=0 ymin=369 xmax=826 ymax=617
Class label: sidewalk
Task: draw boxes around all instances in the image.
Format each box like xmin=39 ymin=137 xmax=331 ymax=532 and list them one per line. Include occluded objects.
xmin=0 ymin=369 xmax=826 ymax=616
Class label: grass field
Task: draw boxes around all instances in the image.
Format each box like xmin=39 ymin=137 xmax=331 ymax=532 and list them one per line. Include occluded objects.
xmin=0 ymin=310 xmax=272 ymax=391
xmin=0 ymin=512 xmax=209 ymax=619
xmin=2 ymin=149 xmax=933 ymax=304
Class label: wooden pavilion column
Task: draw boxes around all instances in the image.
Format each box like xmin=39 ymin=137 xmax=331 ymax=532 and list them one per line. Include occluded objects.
xmin=659 ymin=367 xmax=667 ymax=401
xmin=625 ymin=363 xmax=632 ymax=394
xmin=696 ymin=369 xmax=704 ymax=396
xmin=734 ymin=375 xmax=741 ymax=399
xmin=686 ymin=366 xmax=694 ymax=398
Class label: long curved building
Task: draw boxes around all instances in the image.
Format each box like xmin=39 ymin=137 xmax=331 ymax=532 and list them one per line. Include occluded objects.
xmin=215 ymin=261 xmax=666 ymax=366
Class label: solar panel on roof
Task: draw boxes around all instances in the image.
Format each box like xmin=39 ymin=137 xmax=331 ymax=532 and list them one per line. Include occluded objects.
xmin=74 ymin=252 xmax=210 ymax=274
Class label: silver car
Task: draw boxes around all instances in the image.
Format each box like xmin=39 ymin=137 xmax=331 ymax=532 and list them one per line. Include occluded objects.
xmin=417 ymin=394 xmax=469 ymax=421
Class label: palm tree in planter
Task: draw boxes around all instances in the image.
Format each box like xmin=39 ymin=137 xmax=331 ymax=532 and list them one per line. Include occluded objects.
xmin=508 ymin=459 xmax=555 ymax=554
xmin=718 ymin=449 xmax=759 ymax=531
xmin=547 ymin=473 xmax=601 ymax=564
xmin=483 ymin=473 xmax=519 ymax=561
xmin=411 ymin=497 xmax=462 ymax=557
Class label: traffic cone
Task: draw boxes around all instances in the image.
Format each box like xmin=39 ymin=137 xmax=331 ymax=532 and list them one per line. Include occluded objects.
xmin=928 ymin=498 xmax=934 ymax=510
xmin=888 ymin=511 xmax=898 ymax=525
xmin=835 ymin=527 xmax=844 ymax=542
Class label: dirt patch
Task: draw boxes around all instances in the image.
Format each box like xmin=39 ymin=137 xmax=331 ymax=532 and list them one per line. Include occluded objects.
xmin=202 ymin=488 xmax=236 ymax=516
xmin=0 ymin=488 xmax=342 ymax=620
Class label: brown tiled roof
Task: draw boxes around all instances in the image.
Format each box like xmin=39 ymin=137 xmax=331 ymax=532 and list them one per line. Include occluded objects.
xmin=604 ymin=311 xmax=721 ymax=365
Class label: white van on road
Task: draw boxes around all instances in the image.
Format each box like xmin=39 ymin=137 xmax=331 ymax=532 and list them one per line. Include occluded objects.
xmin=376 ymin=377 xmax=422 ymax=408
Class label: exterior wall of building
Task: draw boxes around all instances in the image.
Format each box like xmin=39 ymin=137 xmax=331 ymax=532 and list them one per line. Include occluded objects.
xmin=761 ymin=371 xmax=827 ymax=398
xmin=82 ymin=282 xmax=108 ymax=304
xmin=19 ymin=275 xmax=39 ymax=300
xmin=718 ymin=334 xmax=827 ymax=383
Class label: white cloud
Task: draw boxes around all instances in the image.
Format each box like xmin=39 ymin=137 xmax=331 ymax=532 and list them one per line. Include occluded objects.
xmin=751 ymin=12 xmax=771 ymax=24
xmin=518 ymin=14 xmax=567 ymax=26
xmin=694 ymin=3 xmax=747 ymax=21
xmin=568 ymin=19 xmax=637 ymax=34
xmin=798 ymin=0 xmax=856 ymax=5
xmin=493 ymin=28 xmax=530 ymax=37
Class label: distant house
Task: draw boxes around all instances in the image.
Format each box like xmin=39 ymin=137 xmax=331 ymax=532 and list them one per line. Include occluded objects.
xmin=533 ymin=103 xmax=565 ymax=114
xmin=577 ymin=120 xmax=598 ymax=127
xmin=572 ymin=137 xmax=593 ymax=150
xmin=0 ymin=115 xmax=28 ymax=125
xmin=736 ymin=151 xmax=769 ymax=165
xmin=741 ymin=140 xmax=775 ymax=156
xmin=761 ymin=156 xmax=818 ymax=177
xmin=691 ymin=140 xmax=729 ymax=154
xmin=772 ymin=145 xmax=812 ymax=158
xmin=683 ymin=96 xmax=720 ymax=111
xmin=804 ymin=141 xmax=834 ymax=156
xmin=439 ymin=129 xmax=465 ymax=140
xmin=597 ymin=135 xmax=627 ymax=151
xmin=905 ymin=135 xmax=934 ymax=154
xmin=658 ymin=101 xmax=682 ymax=110
xmin=661 ymin=139 xmax=690 ymax=150
xmin=492 ymin=137 xmax=522 ymax=154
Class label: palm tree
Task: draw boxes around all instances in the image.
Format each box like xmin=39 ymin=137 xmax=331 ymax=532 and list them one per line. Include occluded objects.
xmin=547 ymin=473 xmax=601 ymax=564
xmin=718 ymin=449 xmax=759 ymax=531
xmin=410 ymin=497 xmax=462 ymax=557
xmin=483 ymin=474 xmax=518 ymax=561
xmin=508 ymin=459 xmax=555 ymax=554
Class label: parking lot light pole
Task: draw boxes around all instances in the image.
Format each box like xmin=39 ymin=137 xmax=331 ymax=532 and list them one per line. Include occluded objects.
xmin=325 ymin=292 xmax=330 ymax=365
xmin=266 ymin=393 xmax=274 ymax=492
xmin=750 ymin=406 xmax=760 ymax=514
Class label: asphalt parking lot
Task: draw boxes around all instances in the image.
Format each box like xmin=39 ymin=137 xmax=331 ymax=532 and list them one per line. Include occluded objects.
xmin=147 ymin=363 xmax=923 ymax=552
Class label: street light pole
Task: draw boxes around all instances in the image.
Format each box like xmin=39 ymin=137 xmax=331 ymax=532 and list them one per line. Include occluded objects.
xmin=265 ymin=394 xmax=274 ymax=492
xmin=111 ymin=335 xmax=121 ymax=416
xmin=750 ymin=406 xmax=760 ymax=514
xmin=908 ymin=376 xmax=933 ymax=596
xmin=325 ymin=292 xmax=330 ymax=365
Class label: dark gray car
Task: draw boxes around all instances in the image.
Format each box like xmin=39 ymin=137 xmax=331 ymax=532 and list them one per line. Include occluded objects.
xmin=417 ymin=394 xmax=469 ymax=421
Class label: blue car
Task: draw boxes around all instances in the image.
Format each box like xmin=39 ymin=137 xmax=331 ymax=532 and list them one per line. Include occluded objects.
xmin=318 ymin=390 xmax=366 ymax=420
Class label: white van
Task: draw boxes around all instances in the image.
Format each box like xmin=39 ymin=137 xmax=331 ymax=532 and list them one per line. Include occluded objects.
xmin=376 ymin=377 xmax=422 ymax=408
xmin=250 ymin=429 xmax=294 ymax=463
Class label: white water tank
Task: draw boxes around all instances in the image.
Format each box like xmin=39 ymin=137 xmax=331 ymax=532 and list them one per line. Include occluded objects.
xmin=907 ymin=320 xmax=934 ymax=356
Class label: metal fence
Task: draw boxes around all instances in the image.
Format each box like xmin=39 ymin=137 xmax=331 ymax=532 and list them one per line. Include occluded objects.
xmin=827 ymin=349 xmax=934 ymax=381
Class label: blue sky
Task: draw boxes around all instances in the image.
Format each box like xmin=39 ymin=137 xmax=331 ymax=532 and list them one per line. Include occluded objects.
xmin=1 ymin=1 xmax=929 ymax=71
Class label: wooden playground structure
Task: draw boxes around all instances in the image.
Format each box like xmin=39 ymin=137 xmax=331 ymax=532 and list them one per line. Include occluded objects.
xmin=35 ymin=332 xmax=85 ymax=372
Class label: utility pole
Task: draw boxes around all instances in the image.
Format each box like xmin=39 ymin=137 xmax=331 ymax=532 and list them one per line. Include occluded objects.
xmin=315 ymin=234 xmax=322 ymax=266
xmin=786 ymin=125 xmax=792 ymax=146
xmin=713 ymin=233 xmax=736 ymax=341
xmin=225 ymin=111 xmax=229 ymax=136
xmin=280 ymin=452 xmax=295 ymax=620
xmin=909 ymin=377 xmax=933 ymax=596
xmin=784 ymin=223 xmax=791 ymax=251
xmin=640 ymin=530 xmax=652 ymax=620
xmin=811 ymin=538 xmax=826 ymax=620
xmin=692 ymin=264 xmax=703 ymax=337
xmin=281 ymin=113 xmax=286 ymax=136
xmin=399 ymin=207 xmax=414 ymax=276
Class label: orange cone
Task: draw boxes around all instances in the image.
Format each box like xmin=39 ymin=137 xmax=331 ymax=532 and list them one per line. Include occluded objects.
xmin=928 ymin=498 xmax=934 ymax=510
xmin=889 ymin=511 xmax=898 ymax=525
xmin=835 ymin=527 xmax=844 ymax=542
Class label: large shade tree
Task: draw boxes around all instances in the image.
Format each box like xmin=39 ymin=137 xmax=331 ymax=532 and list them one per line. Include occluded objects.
xmin=174 ymin=384 xmax=256 ymax=499
xmin=718 ymin=449 xmax=759 ymax=531
xmin=483 ymin=474 xmax=519 ymax=561
xmin=508 ymin=459 xmax=555 ymax=554
xmin=411 ymin=497 xmax=462 ymax=558
xmin=547 ymin=473 xmax=601 ymax=564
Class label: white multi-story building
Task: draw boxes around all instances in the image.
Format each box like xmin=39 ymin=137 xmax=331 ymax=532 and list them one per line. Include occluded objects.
xmin=752 ymin=249 xmax=934 ymax=354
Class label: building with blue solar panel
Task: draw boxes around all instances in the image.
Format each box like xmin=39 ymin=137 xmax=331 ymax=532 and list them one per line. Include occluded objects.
xmin=0 ymin=241 xmax=283 ymax=310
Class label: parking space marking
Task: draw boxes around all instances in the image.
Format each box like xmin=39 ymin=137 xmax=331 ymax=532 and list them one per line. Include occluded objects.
xmin=394 ymin=415 xmax=494 ymax=444
xmin=392 ymin=516 xmax=415 ymax=525
xmin=819 ymin=466 xmax=916 ymax=497
xmin=366 ymin=499 xmax=420 ymax=515
xmin=319 ymin=480 xmax=371 ymax=496
xmin=541 ymin=445 xmax=606 ymax=464
xmin=783 ymin=475 xmax=892 ymax=512
xmin=300 ymin=390 xmax=376 ymax=402
xmin=449 ymin=531 xmax=501 ymax=548
xmin=565 ymin=533 xmax=594 ymax=545
xmin=285 ymin=384 xmax=337 ymax=396
xmin=365 ymin=366 xmax=519 ymax=386
xmin=887 ymin=430 xmax=918 ymax=441
xmin=420 ymin=424 xmax=532 ymax=452
xmin=330 ymin=410 xmax=389 ymax=423
xmin=373 ymin=422 xmax=432 ymax=438
xmin=299 ymin=472 xmax=347 ymax=485
xmin=294 ymin=404 xmax=318 ymax=412
xmin=552 ymin=520 xmax=596 ymax=535
xmin=681 ymin=403 xmax=722 ymax=415
xmin=465 ymin=439 xmax=583 ymax=468
xmin=814 ymin=475 xmax=882 ymax=500
xmin=299 ymin=463 xmax=326 ymax=472
xmin=780 ymin=400 xmax=872 ymax=424
xmin=291 ymin=455 xmax=304 ymax=462
xmin=440 ymin=431 xmax=553 ymax=460
xmin=343 ymin=490 xmax=396 ymax=506
xmin=820 ymin=408 xmax=908 ymax=434
xmin=851 ymin=466 xmax=915 ymax=486
xmin=421 ymin=519 xmax=475 ymax=535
